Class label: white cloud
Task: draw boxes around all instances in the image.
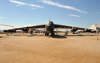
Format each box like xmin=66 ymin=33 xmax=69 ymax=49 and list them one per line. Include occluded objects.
xmin=9 ymin=0 xmax=43 ymax=9
xmin=68 ymin=14 xmax=80 ymax=17
xmin=41 ymin=0 xmax=87 ymax=13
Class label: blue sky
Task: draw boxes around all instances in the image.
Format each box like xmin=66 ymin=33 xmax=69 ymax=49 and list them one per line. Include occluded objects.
xmin=0 ymin=0 xmax=100 ymax=28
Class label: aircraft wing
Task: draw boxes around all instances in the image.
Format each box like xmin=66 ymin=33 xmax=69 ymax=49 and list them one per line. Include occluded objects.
xmin=54 ymin=24 xmax=85 ymax=30
xmin=4 ymin=24 xmax=85 ymax=32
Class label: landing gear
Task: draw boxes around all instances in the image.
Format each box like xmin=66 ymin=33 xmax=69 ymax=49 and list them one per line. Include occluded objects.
xmin=45 ymin=31 xmax=49 ymax=36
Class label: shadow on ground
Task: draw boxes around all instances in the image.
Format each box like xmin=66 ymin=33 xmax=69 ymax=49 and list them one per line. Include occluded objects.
xmin=51 ymin=35 xmax=67 ymax=38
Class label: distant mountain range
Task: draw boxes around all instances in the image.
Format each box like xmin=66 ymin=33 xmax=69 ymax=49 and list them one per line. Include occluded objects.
xmin=0 ymin=30 xmax=3 ymax=32
xmin=0 ymin=25 xmax=14 ymax=30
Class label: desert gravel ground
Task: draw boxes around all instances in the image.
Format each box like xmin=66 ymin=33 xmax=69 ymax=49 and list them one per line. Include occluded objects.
xmin=0 ymin=35 xmax=100 ymax=63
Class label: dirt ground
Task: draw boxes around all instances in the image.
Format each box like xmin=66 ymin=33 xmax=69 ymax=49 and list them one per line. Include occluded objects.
xmin=0 ymin=34 xmax=100 ymax=63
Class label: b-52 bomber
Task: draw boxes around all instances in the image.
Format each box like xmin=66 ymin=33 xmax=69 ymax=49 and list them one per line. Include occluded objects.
xmin=3 ymin=20 xmax=86 ymax=37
